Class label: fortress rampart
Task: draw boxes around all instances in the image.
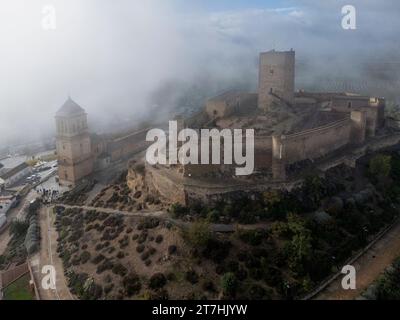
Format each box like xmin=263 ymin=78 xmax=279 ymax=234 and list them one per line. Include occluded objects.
xmin=274 ymin=118 xmax=352 ymax=165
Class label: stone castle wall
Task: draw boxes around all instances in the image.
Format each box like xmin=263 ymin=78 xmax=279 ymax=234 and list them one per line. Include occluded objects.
xmin=275 ymin=118 xmax=352 ymax=165
xmin=146 ymin=166 xmax=186 ymax=205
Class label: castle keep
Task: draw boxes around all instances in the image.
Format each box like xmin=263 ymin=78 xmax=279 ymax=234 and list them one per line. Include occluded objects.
xmin=258 ymin=50 xmax=295 ymax=112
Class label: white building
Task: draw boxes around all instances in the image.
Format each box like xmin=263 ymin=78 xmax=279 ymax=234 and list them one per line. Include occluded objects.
xmin=0 ymin=195 xmax=16 ymax=229
xmin=0 ymin=195 xmax=16 ymax=216
xmin=0 ymin=177 xmax=4 ymax=192
xmin=0 ymin=213 xmax=6 ymax=229
xmin=0 ymin=162 xmax=32 ymax=188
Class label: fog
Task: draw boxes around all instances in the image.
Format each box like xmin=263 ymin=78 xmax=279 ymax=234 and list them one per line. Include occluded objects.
xmin=0 ymin=0 xmax=399 ymax=147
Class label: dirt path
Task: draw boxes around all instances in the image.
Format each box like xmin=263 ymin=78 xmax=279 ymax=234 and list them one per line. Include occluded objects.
xmin=58 ymin=203 xmax=271 ymax=233
xmin=29 ymin=206 xmax=74 ymax=300
xmin=59 ymin=203 xmax=167 ymax=218
xmin=314 ymin=220 xmax=400 ymax=300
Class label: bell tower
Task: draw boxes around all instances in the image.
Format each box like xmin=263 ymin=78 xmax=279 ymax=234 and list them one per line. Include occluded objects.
xmin=55 ymin=97 xmax=93 ymax=186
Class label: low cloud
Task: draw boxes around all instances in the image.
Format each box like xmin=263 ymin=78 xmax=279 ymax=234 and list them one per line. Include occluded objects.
xmin=0 ymin=0 xmax=399 ymax=146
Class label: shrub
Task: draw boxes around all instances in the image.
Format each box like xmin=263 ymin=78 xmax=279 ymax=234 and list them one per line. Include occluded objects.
xmin=168 ymin=245 xmax=177 ymax=255
xmin=170 ymin=203 xmax=188 ymax=218
xmin=369 ymin=154 xmax=392 ymax=179
xmin=119 ymin=235 xmax=129 ymax=249
xmin=96 ymin=260 xmax=114 ymax=274
xmin=104 ymin=284 xmax=114 ymax=295
xmin=112 ymin=263 xmax=128 ymax=277
xmin=80 ymin=251 xmax=91 ymax=264
xmin=71 ymin=255 xmax=81 ymax=265
xmin=185 ymin=270 xmax=199 ymax=284
xmin=184 ymin=220 xmax=211 ymax=249
xmin=149 ymin=273 xmax=167 ymax=289
xmin=138 ymin=232 xmax=148 ymax=244
xmin=238 ymin=229 xmax=266 ymax=246
xmin=235 ymin=267 xmax=248 ymax=281
xmin=202 ymin=238 xmax=231 ymax=263
xmin=207 ymin=210 xmax=220 ymax=223
xmin=141 ymin=251 xmax=150 ymax=261
xmin=221 ymin=273 xmax=238 ymax=297
xmin=145 ymin=259 xmax=152 ymax=266
xmin=202 ymin=280 xmax=215 ymax=292
xmin=123 ymin=273 xmax=142 ymax=296
xmin=139 ymin=218 xmax=160 ymax=230
xmin=155 ymin=235 xmax=163 ymax=244
xmin=10 ymin=220 xmax=29 ymax=238
xmin=248 ymin=284 xmax=271 ymax=300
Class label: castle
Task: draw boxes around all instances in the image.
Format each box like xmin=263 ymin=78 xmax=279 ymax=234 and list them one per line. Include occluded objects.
xmin=129 ymin=50 xmax=388 ymax=205
xmin=56 ymin=49 xmax=390 ymax=205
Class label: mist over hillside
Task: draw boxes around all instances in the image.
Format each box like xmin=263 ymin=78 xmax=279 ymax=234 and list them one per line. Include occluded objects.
xmin=0 ymin=0 xmax=399 ymax=146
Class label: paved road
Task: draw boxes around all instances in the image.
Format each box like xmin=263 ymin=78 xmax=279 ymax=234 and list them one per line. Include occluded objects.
xmin=314 ymin=220 xmax=400 ymax=300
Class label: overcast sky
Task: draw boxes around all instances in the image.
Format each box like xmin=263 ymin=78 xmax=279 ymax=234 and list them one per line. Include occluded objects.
xmin=0 ymin=0 xmax=399 ymax=146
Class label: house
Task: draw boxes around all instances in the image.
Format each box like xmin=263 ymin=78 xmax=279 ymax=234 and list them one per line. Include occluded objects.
xmin=0 ymin=162 xmax=32 ymax=188
xmin=0 ymin=213 xmax=6 ymax=229
xmin=0 ymin=194 xmax=17 ymax=218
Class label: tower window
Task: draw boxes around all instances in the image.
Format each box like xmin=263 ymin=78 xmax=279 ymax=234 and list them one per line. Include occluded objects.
xmin=270 ymin=69 xmax=274 ymax=75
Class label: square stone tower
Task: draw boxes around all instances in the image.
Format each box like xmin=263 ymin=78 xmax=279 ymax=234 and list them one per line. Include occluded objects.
xmin=258 ymin=50 xmax=295 ymax=112
xmin=55 ymin=97 xmax=94 ymax=186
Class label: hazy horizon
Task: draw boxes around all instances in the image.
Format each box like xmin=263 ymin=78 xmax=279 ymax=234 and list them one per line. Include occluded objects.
xmin=1 ymin=0 xmax=399 ymax=147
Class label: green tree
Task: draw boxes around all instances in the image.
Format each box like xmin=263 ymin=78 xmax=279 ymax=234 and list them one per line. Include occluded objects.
xmin=369 ymin=154 xmax=392 ymax=178
xmin=282 ymin=214 xmax=313 ymax=274
xmin=10 ymin=220 xmax=29 ymax=238
xmin=221 ymin=272 xmax=238 ymax=297
xmin=207 ymin=209 xmax=220 ymax=223
xmin=170 ymin=203 xmax=188 ymax=218
xmin=184 ymin=220 xmax=211 ymax=249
